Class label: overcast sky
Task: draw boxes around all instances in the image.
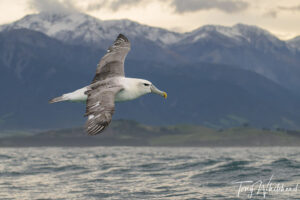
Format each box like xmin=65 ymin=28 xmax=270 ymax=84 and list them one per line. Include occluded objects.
xmin=0 ymin=0 xmax=300 ymax=40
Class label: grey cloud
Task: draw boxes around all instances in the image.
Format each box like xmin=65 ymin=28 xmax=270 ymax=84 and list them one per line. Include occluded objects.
xmin=264 ymin=10 xmax=277 ymax=18
xmin=29 ymin=0 xmax=79 ymax=14
xmin=171 ymin=0 xmax=249 ymax=13
xmin=83 ymin=0 xmax=249 ymax=13
xmin=262 ymin=4 xmax=300 ymax=18
xmin=110 ymin=0 xmax=147 ymax=11
xmin=86 ymin=1 xmax=107 ymax=11
xmin=86 ymin=0 xmax=148 ymax=11
xmin=278 ymin=5 xmax=300 ymax=12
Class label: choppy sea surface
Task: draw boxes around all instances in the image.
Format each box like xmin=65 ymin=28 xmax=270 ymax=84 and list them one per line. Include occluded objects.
xmin=0 ymin=147 xmax=300 ymax=200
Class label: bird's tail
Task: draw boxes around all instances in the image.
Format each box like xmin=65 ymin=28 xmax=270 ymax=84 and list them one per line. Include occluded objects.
xmin=49 ymin=95 xmax=67 ymax=104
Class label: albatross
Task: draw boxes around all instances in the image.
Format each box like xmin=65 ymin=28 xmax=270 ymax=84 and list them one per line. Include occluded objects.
xmin=49 ymin=34 xmax=167 ymax=135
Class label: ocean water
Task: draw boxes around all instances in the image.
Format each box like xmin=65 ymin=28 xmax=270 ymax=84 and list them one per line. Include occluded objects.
xmin=0 ymin=147 xmax=300 ymax=200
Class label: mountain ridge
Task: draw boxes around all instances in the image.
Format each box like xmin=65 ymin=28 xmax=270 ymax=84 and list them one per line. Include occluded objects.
xmin=1 ymin=12 xmax=298 ymax=48
xmin=0 ymin=12 xmax=182 ymax=46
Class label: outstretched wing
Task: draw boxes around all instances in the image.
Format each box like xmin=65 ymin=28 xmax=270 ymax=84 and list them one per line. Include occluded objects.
xmin=84 ymin=86 xmax=123 ymax=135
xmin=92 ymin=34 xmax=131 ymax=83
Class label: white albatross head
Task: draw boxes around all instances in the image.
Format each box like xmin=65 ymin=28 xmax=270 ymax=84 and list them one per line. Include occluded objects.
xmin=132 ymin=79 xmax=167 ymax=99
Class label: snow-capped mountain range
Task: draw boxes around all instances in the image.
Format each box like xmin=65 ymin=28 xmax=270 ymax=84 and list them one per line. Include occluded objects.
xmin=1 ymin=12 xmax=298 ymax=49
xmin=0 ymin=12 xmax=183 ymax=46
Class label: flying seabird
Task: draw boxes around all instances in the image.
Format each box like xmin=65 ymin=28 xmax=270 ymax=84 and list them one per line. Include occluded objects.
xmin=49 ymin=34 xmax=167 ymax=135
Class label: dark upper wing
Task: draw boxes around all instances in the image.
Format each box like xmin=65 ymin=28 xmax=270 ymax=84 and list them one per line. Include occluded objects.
xmin=84 ymin=85 xmax=123 ymax=135
xmin=92 ymin=34 xmax=131 ymax=83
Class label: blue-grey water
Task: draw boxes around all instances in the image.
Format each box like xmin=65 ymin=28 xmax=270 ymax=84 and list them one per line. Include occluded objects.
xmin=0 ymin=147 xmax=300 ymax=199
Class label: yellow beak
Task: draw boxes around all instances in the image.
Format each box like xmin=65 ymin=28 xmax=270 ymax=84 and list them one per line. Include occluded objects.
xmin=151 ymin=85 xmax=167 ymax=99
xmin=163 ymin=92 xmax=167 ymax=99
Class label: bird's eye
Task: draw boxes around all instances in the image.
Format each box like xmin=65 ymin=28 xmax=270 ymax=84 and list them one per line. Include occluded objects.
xmin=144 ymin=83 xmax=150 ymax=86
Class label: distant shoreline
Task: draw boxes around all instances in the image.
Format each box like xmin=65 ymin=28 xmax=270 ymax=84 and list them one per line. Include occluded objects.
xmin=1 ymin=120 xmax=300 ymax=147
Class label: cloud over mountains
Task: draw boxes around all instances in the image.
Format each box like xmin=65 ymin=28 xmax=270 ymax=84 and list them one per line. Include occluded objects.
xmin=171 ymin=0 xmax=249 ymax=13
xmin=29 ymin=0 xmax=78 ymax=14
xmin=29 ymin=0 xmax=249 ymax=14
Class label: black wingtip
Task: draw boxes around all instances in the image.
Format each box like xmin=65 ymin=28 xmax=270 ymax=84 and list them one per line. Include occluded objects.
xmin=116 ymin=34 xmax=129 ymax=42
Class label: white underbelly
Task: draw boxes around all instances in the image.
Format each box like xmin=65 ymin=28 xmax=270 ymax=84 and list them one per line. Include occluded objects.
xmin=115 ymin=89 xmax=140 ymax=102
xmin=67 ymin=85 xmax=140 ymax=103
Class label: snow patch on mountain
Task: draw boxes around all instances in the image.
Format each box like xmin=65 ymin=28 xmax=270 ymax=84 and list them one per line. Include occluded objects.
xmin=0 ymin=12 xmax=183 ymax=46
xmin=287 ymin=36 xmax=300 ymax=51
xmin=180 ymin=23 xmax=285 ymax=48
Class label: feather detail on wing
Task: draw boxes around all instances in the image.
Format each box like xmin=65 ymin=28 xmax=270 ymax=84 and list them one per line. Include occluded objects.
xmin=84 ymin=86 xmax=123 ymax=135
xmin=92 ymin=34 xmax=131 ymax=83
